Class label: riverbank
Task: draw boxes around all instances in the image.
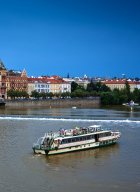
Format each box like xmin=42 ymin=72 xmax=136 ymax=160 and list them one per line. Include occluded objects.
xmin=5 ymin=97 xmax=100 ymax=108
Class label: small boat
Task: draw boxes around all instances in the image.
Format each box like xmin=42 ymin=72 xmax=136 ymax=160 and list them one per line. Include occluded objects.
xmin=72 ymin=106 xmax=77 ymax=109
xmin=32 ymin=125 xmax=121 ymax=155
xmin=122 ymin=100 xmax=139 ymax=111
xmin=122 ymin=100 xmax=139 ymax=107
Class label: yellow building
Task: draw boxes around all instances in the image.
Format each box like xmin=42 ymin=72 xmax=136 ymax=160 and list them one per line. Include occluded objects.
xmin=27 ymin=76 xmax=71 ymax=95
xmin=102 ymin=80 xmax=140 ymax=92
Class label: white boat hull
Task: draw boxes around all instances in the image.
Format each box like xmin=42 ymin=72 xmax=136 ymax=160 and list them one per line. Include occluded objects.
xmin=33 ymin=137 xmax=119 ymax=155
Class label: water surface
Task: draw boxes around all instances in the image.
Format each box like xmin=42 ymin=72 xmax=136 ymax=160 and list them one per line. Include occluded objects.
xmin=0 ymin=106 xmax=140 ymax=192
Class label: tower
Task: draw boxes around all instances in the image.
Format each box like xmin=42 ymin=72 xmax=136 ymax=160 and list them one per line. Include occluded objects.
xmin=21 ymin=69 xmax=27 ymax=77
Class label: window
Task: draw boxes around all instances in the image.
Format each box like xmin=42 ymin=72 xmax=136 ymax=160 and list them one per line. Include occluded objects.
xmin=79 ymin=137 xmax=82 ymax=141
xmin=68 ymin=139 xmax=71 ymax=143
xmin=62 ymin=139 xmax=68 ymax=144
xmin=2 ymin=83 xmax=5 ymax=87
xmin=87 ymin=136 xmax=90 ymax=140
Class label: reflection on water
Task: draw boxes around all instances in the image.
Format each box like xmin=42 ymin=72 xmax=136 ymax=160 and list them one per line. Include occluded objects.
xmin=0 ymin=105 xmax=140 ymax=120
xmin=44 ymin=144 xmax=120 ymax=167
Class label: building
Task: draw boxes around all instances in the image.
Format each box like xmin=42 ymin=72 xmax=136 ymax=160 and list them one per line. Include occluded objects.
xmin=27 ymin=76 xmax=71 ymax=95
xmin=102 ymin=79 xmax=140 ymax=92
xmin=28 ymin=78 xmax=50 ymax=95
xmin=48 ymin=77 xmax=71 ymax=93
xmin=63 ymin=75 xmax=90 ymax=89
xmin=0 ymin=60 xmax=7 ymax=98
xmin=6 ymin=69 xmax=28 ymax=94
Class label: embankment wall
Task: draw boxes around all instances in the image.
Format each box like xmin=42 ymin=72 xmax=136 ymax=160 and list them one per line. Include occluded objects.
xmin=5 ymin=97 xmax=100 ymax=108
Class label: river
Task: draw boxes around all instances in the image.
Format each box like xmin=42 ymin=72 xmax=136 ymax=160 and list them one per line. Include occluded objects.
xmin=0 ymin=106 xmax=140 ymax=192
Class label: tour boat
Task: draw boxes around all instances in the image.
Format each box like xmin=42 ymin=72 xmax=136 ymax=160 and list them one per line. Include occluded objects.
xmin=32 ymin=125 xmax=121 ymax=155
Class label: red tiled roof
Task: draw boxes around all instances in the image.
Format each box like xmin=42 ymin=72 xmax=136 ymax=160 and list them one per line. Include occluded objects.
xmin=27 ymin=77 xmax=68 ymax=84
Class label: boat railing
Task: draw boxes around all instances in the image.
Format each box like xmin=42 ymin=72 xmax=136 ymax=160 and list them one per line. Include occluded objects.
xmin=43 ymin=126 xmax=113 ymax=139
xmin=33 ymin=137 xmax=44 ymax=149
xmin=58 ymin=126 xmax=104 ymax=137
xmin=111 ymin=131 xmax=121 ymax=137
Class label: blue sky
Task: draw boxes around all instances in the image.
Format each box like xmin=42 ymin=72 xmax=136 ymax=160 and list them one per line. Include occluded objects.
xmin=0 ymin=0 xmax=140 ymax=78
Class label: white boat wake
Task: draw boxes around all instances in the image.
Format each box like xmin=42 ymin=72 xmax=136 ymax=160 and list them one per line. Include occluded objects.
xmin=0 ymin=116 xmax=140 ymax=123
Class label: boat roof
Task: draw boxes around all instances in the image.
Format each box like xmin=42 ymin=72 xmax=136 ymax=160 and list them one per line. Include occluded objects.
xmin=89 ymin=125 xmax=101 ymax=128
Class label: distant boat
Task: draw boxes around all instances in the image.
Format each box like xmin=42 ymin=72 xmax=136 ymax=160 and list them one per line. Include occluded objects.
xmin=122 ymin=100 xmax=139 ymax=111
xmin=122 ymin=100 xmax=139 ymax=107
xmin=72 ymin=106 xmax=77 ymax=109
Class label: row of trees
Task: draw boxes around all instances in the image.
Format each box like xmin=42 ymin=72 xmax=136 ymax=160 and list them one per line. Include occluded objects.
xmin=7 ymin=81 xmax=140 ymax=105
xmin=7 ymin=89 xmax=71 ymax=100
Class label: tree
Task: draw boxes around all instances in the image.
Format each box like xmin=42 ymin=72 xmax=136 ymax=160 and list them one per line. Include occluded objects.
xmin=7 ymin=89 xmax=15 ymax=99
xmin=86 ymin=82 xmax=97 ymax=92
xmin=21 ymin=91 xmax=29 ymax=98
xmin=40 ymin=92 xmax=47 ymax=99
xmin=132 ymin=88 xmax=140 ymax=103
xmin=7 ymin=89 xmax=29 ymax=99
xmin=125 ymin=81 xmax=131 ymax=101
xmin=71 ymin=89 xmax=86 ymax=98
xmin=31 ymin=90 xmax=40 ymax=99
xmin=100 ymin=84 xmax=111 ymax=92
xmin=61 ymin=92 xmax=71 ymax=98
xmin=100 ymin=92 xmax=121 ymax=105
xmin=71 ymin=81 xmax=79 ymax=92
xmin=48 ymin=92 xmax=53 ymax=98
xmin=87 ymin=82 xmax=110 ymax=92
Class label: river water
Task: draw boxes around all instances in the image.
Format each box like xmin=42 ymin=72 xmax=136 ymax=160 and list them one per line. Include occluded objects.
xmin=0 ymin=106 xmax=140 ymax=192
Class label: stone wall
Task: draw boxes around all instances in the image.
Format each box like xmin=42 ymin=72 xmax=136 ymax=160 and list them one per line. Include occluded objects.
xmin=5 ymin=97 xmax=100 ymax=108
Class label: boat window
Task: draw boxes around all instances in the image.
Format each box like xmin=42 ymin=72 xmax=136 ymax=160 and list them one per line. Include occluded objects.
xmin=100 ymin=133 xmax=104 ymax=138
xmin=81 ymin=136 xmax=85 ymax=140
xmin=71 ymin=138 xmax=75 ymax=142
xmin=92 ymin=135 xmax=95 ymax=139
xmin=61 ymin=139 xmax=68 ymax=144
xmin=68 ymin=139 xmax=71 ymax=143
xmin=79 ymin=137 xmax=82 ymax=141
xmin=76 ymin=137 xmax=79 ymax=142
xmin=98 ymin=132 xmax=111 ymax=138
xmin=87 ymin=136 xmax=90 ymax=140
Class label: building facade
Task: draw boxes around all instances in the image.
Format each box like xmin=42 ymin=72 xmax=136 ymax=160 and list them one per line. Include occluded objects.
xmin=6 ymin=69 xmax=28 ymax=94
xmin=102 ymin=80 xmax=140 ymax=92
xmin=27 ymin=76 xmax=71 ymax=95
xmin=28 ymin=78 xmax=50 ymax=95
xmin=0 ymin=60 xmax=7 ymax=98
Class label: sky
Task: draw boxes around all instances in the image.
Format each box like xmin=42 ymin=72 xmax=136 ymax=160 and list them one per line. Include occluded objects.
xmin=0 ymin=0 xmax=140 ymax=78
